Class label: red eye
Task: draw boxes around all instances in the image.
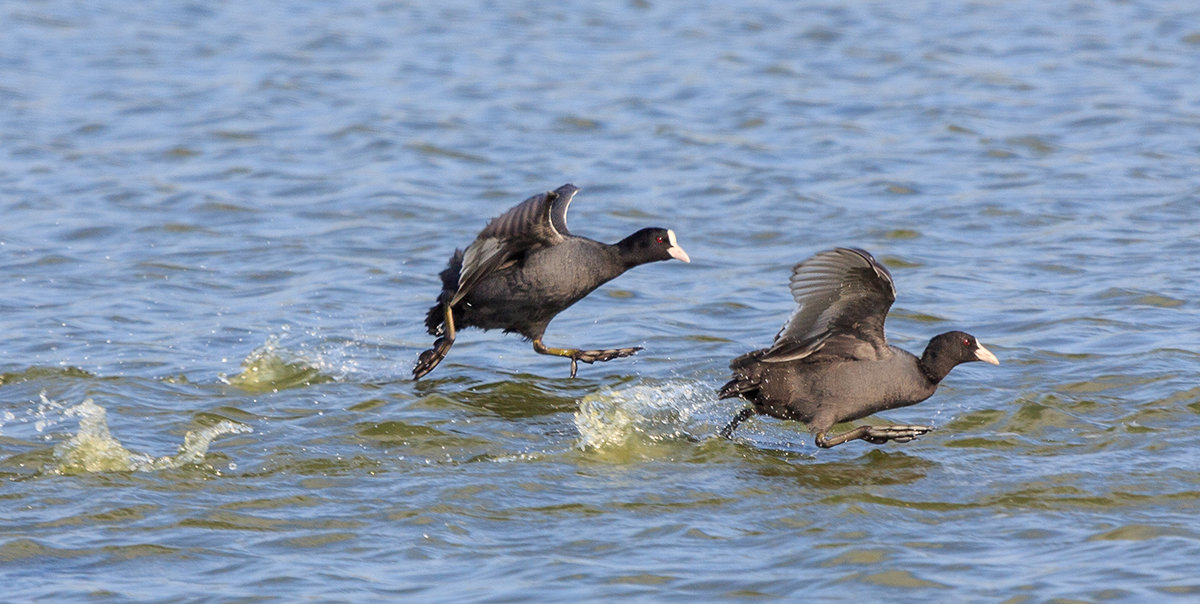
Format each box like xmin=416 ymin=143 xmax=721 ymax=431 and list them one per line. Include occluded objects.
xmin=656 ymin=236 xmax=665 ymax=243
xmin=962 ymin=338 xmax=971 ymax=347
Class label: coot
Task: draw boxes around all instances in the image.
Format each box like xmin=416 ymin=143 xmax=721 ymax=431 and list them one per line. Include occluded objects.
xmin=414 ymin=184 xmax=690 ymax=379
xmin=718 ymin=247 xmax=998 ymax=447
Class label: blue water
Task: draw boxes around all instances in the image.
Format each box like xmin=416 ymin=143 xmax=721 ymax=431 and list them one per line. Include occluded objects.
xmin=4 ymin=0 xmax=1200 ymax=600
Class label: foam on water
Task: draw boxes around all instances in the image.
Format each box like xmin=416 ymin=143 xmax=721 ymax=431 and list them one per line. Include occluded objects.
xmin=45 ymin=396 xmax=251 ymax=474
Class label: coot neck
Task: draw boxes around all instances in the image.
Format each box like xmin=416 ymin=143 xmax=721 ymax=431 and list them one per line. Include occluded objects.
xmin=614 ymin=233 xmax=654 ymax=270
xmin=917 ymin=343 xmax=955 ymax=385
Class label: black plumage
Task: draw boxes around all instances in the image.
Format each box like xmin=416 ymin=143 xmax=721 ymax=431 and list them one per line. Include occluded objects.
xmin=414 ymin=184 xmax=690 ymax=379
xmin=718 ymin=247 xmax=998 ymax=447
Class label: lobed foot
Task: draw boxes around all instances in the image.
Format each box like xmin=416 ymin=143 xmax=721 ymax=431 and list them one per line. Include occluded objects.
xmin=816 ymin=423 xmax=935 ymax=448
xmin=574 ymin=346 xmax=642 ymax=364
xmin=861 ymin=424 xmax=934 ymax=445
xmin=533 ymin=338 xmax=643 ymax=378
xmin=567 ymin=346 xmax=643 ymax=378
xmin=413 ymin=336 xmax=454 ymax=380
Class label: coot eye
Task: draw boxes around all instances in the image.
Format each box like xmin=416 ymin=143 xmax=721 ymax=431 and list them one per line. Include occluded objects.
xmin=655 ymin=236 xmax=665 ymax=243
xmin=962 ymin=337 xmax=971 ymax=347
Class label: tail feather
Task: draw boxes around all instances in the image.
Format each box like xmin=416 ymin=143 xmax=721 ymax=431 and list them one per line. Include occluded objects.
xmin=423 ymin=303 xmax=444 ymax=336
xmin=729 ymin=348 xmax=768 ymax=370
xmin=718 ymin=348 xmax=768 ymax=400
xmin=718 ymin=377 xmax=757 ymax=400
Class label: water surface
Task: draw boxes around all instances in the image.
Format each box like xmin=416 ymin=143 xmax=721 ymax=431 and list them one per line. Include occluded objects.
xmin=3 ymin=1 xmax=1200 ymax=600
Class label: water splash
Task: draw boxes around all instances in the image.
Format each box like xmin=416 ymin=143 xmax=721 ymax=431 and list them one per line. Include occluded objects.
xmin=574 ymin=380 xmax=710 ymax=451
xmin=48 ymin=398 xmax=251 ymax=475
xmin=30 ymin=391 xmax=75 ymax=435
xmin=221 ymin=334 xmax=338 ymax=392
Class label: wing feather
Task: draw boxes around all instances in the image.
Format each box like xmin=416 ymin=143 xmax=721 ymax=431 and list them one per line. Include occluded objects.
xmin=760 ymin=247 xmax=897 ymax=363
xmin=449 ymin=184 xmax=578 ymax=305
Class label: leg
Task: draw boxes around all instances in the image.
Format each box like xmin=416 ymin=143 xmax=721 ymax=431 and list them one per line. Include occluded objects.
xmin=814 ymin=424 xmax=934 ymax=448
xmin=532 ymin=338 xmax=642 ymax=378
xmin=719 ymin=407 xmax=755 ymax=438
xmin=413 ymin=305 xmax=456 ymax=380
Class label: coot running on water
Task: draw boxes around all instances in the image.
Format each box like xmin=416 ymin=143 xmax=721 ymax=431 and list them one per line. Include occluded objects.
xmin=415 ymin=184 xmax=690 ymax=379
xmin=718 ymin=247 xmax=998 ymax=447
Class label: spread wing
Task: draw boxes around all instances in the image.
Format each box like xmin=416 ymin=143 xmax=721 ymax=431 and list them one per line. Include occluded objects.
xmin=450 ymin=184 xmax=578 ymax=305
xmin=760 ymin=247 xmax=897 ymax=363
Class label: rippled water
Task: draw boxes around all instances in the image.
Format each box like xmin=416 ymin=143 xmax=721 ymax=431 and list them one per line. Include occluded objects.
xmin=4 ymin=0 xmax=1200 ymax=600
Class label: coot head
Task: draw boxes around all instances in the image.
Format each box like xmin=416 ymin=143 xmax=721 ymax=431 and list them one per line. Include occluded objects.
xmin=921 ymin=330 xmax=1000 ymax=382
xmin=619 ymin=227 xmax=691 ymax=265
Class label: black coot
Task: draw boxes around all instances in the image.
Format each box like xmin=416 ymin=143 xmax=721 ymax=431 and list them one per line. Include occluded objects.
xmin=718 ymin=247 xmax=998 ymax=447
xmin=415 ymin=184 xmax=690 ymax=379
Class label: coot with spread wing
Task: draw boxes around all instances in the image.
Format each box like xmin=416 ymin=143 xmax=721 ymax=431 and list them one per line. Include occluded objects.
xmin=718 ymin=247 xmax=998 ymax=447
xmin=415 ymin=184 xmax=690 ymax=379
